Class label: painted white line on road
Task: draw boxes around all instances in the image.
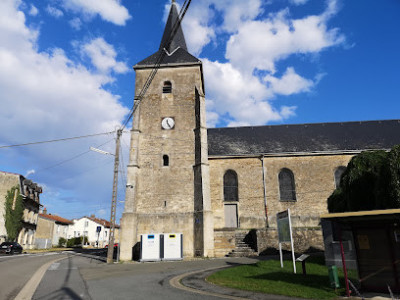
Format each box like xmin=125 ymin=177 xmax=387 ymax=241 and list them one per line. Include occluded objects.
xmin=14 ymin=255 xmax=67 ymax=300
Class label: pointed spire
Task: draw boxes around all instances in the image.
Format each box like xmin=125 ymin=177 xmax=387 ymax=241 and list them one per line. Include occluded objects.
xmin=159 ymin=1 xmax=188 ymax=53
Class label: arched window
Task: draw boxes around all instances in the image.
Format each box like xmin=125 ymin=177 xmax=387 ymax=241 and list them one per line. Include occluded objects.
xmin=223 ymin=170 xmax=238 ymax=202
xmin=279 ymin=168 xmax=296 ymax=201
xmin=163 ymin=155 xmax=169 ymax=166
xmin=163 ymin=81 xmax=172 ymax=94
xmin=334 ymin=166 xmax=346 ymax=189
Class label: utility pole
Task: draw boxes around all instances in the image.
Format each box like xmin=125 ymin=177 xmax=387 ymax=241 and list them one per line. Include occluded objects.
xmin=107 ymin=128 xmax=122 ymax=264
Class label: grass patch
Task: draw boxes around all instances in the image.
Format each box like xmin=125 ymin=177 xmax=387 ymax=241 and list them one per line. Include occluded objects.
xmin=207 ymin=256 xmax=357 ymax=299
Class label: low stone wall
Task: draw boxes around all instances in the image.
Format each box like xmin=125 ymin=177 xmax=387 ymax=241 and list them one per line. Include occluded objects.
xmin=257 ymin=227 xmax=324 ymax=255
xmin=213 ymin=227 xmax=324 ymax=257
xmin=213 ymin=229 xmax=236 ymax=258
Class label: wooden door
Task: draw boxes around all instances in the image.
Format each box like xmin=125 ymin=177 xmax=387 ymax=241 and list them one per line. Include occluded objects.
xmin=224 ymin=204 xmax=238 ymax=228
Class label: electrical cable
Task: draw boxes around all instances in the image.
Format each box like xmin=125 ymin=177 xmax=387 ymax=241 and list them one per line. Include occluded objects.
xmin=121 ymin=0 xmax=192 ymax=130
xmin=0 ymin=131 xmax=114 ymax=149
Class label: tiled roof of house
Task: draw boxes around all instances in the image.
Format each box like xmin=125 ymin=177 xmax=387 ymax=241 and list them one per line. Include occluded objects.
xmin=88 ymin=217 xmax=120 ymax=229
xmin=207 ymin=120 xmax=400 ymax=156
xmin=39 ymin=213 xmax=73 ymax=225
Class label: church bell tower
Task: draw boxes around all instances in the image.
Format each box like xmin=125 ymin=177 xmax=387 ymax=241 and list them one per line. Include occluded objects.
xmin=120 ymin=1 xmax=214 ymax=260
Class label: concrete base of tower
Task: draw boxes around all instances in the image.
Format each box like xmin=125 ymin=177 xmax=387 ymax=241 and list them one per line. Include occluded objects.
xmin=119 ymin=212 xmax=137 ymax=261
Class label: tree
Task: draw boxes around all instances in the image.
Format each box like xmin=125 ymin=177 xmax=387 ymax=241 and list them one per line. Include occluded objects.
xmin=4 ymin=186 xmax=24 ymax=241
xmin=328 ymin=147 xmax=400 ymax=213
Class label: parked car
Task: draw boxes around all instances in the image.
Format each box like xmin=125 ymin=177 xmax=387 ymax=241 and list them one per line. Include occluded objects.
xmin=0 ymin=242 xmax=23 ymax=254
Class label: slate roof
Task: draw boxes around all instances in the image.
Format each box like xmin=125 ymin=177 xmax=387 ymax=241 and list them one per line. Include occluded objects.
xmin=207 ymin=120 xmax=400 ymax=156
xmin=134 ymin=2 xmax=200 ymax=69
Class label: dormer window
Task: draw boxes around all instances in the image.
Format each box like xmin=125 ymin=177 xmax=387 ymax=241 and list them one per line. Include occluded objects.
xmin=163 ymin=81 xmax=172 ymax=94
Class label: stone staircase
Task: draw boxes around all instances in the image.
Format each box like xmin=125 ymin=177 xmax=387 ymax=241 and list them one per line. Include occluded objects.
xmin=226 ymin=232 xmax=258 ymax=257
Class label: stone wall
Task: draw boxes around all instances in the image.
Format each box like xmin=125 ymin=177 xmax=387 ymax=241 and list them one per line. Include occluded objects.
xmin=120 ymin=65 xmax=210 ymax=260
xmin=209 ymin=154 xmax=354 ymax=231
xmin=214 ymin=229 xmax=236 ymax=258
xmin=256 ymin=227 xmax=324 ymax=254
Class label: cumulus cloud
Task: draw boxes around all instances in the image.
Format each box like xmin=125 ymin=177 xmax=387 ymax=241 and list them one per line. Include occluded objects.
xmin=226 ymin=8 xmax=345 ymax=74
xmin=61 ymin=0 xmax=131 ymax=26
xmin=264 ymin=67 xmax=314 ymax=95
xmin=180 ymin=0 xmax=345 ymax=126
xmin=0 ymin=0 xmax=129 ymax=217
xmin=80 ymin=37 xmax=129 ymax=74
xmin=203 ymin=59 xmax=290 ymax=126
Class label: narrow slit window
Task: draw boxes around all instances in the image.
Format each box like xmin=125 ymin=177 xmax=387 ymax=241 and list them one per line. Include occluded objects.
xmin=163 ymin=155 xmax=169 ymax=166
xmin=334 ymin=166 xmax=346 ymax=189
xmin=163 ymin=81 xmax=172 ymax=94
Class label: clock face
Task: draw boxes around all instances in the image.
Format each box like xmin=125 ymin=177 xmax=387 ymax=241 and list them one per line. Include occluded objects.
xmin=161 ymin=117 xmax=175 ymax=130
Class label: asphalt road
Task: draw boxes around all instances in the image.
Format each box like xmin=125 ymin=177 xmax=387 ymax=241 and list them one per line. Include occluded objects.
xmin=31 ymin=254 xmax=273 ymax=300
xmin=0 ymin=252 xmax=67 ymax=300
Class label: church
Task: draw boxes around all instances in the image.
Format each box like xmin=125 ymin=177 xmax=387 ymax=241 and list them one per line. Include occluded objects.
xmin=119 ymin=2 xmax=400 ymax=260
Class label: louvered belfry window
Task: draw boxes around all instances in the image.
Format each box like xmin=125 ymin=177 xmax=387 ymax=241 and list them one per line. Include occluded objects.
xmin=163 ymin=81 xmax=172 ymax=94
xmin=224 ymin=170 xmax=238 ymax=202
xmin=279 ymin=168 xmax=296 ymax=201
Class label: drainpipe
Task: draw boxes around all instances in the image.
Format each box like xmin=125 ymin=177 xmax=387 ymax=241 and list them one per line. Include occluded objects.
xmin=259 ymin=156 xmax=269 ymax=227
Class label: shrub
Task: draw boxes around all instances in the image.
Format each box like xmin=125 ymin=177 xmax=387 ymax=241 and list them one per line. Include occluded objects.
xmin=58 ymin=237 xmax=67 ymax=247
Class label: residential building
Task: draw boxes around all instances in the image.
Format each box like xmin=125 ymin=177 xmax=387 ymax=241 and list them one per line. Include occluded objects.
xmin=68 ymin=215 xmax=120 ymax=248
xmin=35 ymin=208 xmax=72 ymax=248
xmin=0 ymin=171 xmax=42 ymax=249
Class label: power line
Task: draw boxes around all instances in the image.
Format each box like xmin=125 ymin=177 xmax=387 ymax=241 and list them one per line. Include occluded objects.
xmin=0 ymin=131 xmax=114 ymax=149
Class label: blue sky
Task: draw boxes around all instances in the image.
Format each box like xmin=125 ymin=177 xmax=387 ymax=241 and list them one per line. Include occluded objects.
xmin=0 ymin=0 xmax=399 ymax=221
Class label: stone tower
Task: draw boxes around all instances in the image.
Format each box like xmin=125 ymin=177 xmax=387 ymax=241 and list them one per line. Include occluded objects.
xmin=120 ymin=2 xmax=214 ymax=260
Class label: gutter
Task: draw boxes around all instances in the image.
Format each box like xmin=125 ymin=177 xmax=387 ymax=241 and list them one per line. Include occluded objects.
xmin=259 ymin=155 xmax=268 ymax=227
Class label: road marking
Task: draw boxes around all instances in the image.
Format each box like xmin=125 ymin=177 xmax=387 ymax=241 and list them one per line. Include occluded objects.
xmin=48 ymin=262 xmax=60 ymax=270
xmin=169 ymin=267 xmax=248 ymax=300
xmin=14 ymin=255 xmax=67 ymax=300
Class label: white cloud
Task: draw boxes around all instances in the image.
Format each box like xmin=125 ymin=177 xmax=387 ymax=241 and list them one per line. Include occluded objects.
xmin=226 ymin=7 xmax=345 ymax=74
xmin=69 ymin=17 xmax=82 ymax=30
xmin=61 ymin=0 xmax=131 ymax=26
xmin=290 ymin=0 xmax=309 ymax=5
xmin=203 ymin=59 xmax=291 ymax=126
xmin=29 ymin=4 xmax=38 ymax=16
xmin=80 ymin=37 xmax=129 ymax=74
xmin=25 ymin=169 xmax=35 ymax=177
xmin=46 ymin=5 xmax=64 ymax=18
xmin=181 ymin=0 xmax=345 ymax=126
xmin=0 ymin=0 xmax=129 ymax=217
xmin=264 ymin=67 xmax=314 ymax=95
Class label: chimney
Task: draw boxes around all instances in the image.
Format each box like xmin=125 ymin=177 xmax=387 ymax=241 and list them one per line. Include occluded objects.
xmin=90 ymin=214 xmax=95 ymax=218
xmin=43 ymin=207 xmax=47 ymax=214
